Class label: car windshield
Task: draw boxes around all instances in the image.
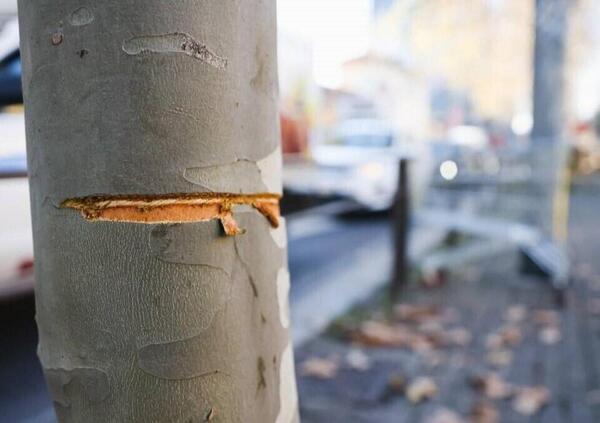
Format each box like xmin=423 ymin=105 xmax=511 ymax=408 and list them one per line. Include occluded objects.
xmin=330 ymin=133 xmax=393 ymax=148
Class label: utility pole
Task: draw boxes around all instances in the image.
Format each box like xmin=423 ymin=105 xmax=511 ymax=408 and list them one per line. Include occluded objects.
xmin=531 ymin=0 xmax=569 ymax=144
xmin=18 ymin=1 xmax=299 ymax=422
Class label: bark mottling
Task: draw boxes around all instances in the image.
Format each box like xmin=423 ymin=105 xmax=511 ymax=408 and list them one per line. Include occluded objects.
xmin=150 ymin=223 xmax=236 ymax=272
xmin=69 ymin=7 xmax=94 ymax=26
xmin=122 ymin=33 xmax=228 ymax=69
xmin=45 ymin=367 xmax=110 ymax=406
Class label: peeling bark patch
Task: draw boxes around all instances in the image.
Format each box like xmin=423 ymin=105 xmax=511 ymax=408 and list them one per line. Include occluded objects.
xmin=270 ymin=219 xmax=287 ymax=249
xmin=184 ymin=160 xmax=268 ymax=193
xmin=275 ymin=344 xmax=299 ymax=423
xmin=150 ymin=223 xmax=235 ymax=272
xmin=62 ymin=193 xmax=281 ymax=236
xmin=69 ymin=7 xmax=94 ymax=26
xmin=137 ymin=337 xmax=223 ymax=380
xmin=257 ymin=146 xmax=283 ymax=194
xmin=122 ymin=33 xmax=228 ymax=69
xmin=276 ymin=268 xmax=291 ymax=329
xmin=44 ymin=367 xmax=109 ymax=407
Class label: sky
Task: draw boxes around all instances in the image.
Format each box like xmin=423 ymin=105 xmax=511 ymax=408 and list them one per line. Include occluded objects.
xmin=277 ymin=0 xmax=372 ymax=88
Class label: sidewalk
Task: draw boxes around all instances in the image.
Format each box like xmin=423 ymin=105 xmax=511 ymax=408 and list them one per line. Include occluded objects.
xmin=294 ymin=179 xmax=600 ymax=423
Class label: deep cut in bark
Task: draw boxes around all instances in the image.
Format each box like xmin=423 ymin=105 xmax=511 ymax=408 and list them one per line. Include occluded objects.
xmin=61 ymin=193 xmax=281 ymax=236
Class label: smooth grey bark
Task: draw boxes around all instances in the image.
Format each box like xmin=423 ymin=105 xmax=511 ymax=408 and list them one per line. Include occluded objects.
xmin=531 ymin=0 xmax=569 ymax=144
xmin=18 ymin=1 xmax=299 ymax=422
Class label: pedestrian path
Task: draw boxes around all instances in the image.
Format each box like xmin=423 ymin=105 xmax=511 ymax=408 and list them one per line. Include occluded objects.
xmin=295 ymin=178 xmax=600 ymax=423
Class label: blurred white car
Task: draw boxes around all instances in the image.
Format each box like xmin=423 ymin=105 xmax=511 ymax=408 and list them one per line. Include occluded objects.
xmin=283 ymin=119 xmax=433 ymax=210
xmin=0 ymin=19 xmax=33 ymax=298
xmin=0 ymin=112 xmax=33 ymax=298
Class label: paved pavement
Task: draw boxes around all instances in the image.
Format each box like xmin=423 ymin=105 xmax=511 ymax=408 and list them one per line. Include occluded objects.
xmin=295 ymin=178 xmax=600 ymax=423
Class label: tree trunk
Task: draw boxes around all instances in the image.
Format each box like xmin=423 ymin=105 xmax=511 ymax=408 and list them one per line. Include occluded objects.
xmin=531 ymin=0 xmax=569 ymax=144
xmin=18 ymin=1 xmax=299 ymax=422
xmin=530 ymin=0 xmax=570 ymax=236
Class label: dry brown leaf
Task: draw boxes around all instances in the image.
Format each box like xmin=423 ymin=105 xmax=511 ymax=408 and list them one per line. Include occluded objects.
xmin=512 ymin=386 xmax=550 ymax=416
xmin=470 ymin=401 xmax=500 ymax=423
xmin=421 ymin=270 xmax=446 ymax=288
xmin=485 ymin=326 xmax=522 ymax=350
xmin=469 ymin=373 xmax=513 ymax=400
xmin=446 ymin=328 xmax=472 ymax=347
xmin=486 ymin=349 xmax=513 ymax=367
xmin=354 ymin=320 xmax=444 ymax=352
xmin=504 ymin=305 xmax=527 ymax=324
xmin=498 ymin=326 xmax=522 ymax=347
xmin=419 ymin=320 xmax=445 ymax=335
xmin=410 ymin=339 xmax=435 ymax=354
xmin=395 ymin=304 xmax=441 ymax=323
xmin=354 ymin=321 xmax=411 ymax=348
xmin=407 ymin=377 xmax=438 ymax=403
xmin=484 ymin=333 xmax=503 ymax=350
xmin=301 ymin=357 xmax=339 ymax=379
xmin=533 ymin=310 xmax=559 ymax=327
xmin=426 ymin=408 xmax=465 ymax=423
xmin=538 ymin=326 xmax=561 ymax=345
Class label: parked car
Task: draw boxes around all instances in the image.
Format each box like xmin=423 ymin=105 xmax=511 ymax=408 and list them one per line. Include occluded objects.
xmin=283 ymin=119 xmax=433 ymax=211
xmin=0 ymin=19 xmax=33 ymax=298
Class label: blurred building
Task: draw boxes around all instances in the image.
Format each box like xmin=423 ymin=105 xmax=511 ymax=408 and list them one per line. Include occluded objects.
xmin=277 ymin=32 xmax=319 ymax=154
xmin=370 ymin=0 xmax=600 ymax=138
xmin=341 ymin=53 xmax=430 ymax=140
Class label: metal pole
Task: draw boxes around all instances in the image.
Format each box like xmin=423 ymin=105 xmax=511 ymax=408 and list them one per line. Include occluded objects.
xmin=391 ymin=158 xmax=410 ymax=302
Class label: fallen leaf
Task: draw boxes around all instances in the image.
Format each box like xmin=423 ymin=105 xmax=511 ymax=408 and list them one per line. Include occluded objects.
xmin=426 ymin=408 xmax=465 ymax=423
xmin=419 ymin=320 xmax=445 ymax=335
xmin=486 ymin=349 xmax=513 ymax=367
xmin=470 ymin=401 xmax=500 ymax=423
xmin=504 ymin=305 xmax=527 ymax=324
xmin=407 ymin=377 xmax=438 ymax=403
xmin=498 ymin=326 xmax=522 ymax=347
xmin=533 ymin=310 xmax=559 ymax=327
xmin=512 ymin=386 xmax=550 ymax=416
xmin=421 ymin=270 xmax=446 ymax=288
xmin=412 ymin=335 xmax=439 ymax=353
xmin=395 ymin=304 xmax=440 ymax=323
xmin=484 ymin=333 xmax=503 ymax=350
xmin=485 ymin=326 xmax=521 ymax=349
xmin=354 ymin=321 xmax=411 ymax=348
xmin=538 ymin=326 xmax=561 ymax=345
xmin=469 ymin=373 xmax=513 ymax=400
xmin=446 ymin=328 xmax=472 ymax=347
xmin=301 ymin=357 xmax=339 ymax=379
xmin=345 ymin=349 xmax=371 ymax=371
